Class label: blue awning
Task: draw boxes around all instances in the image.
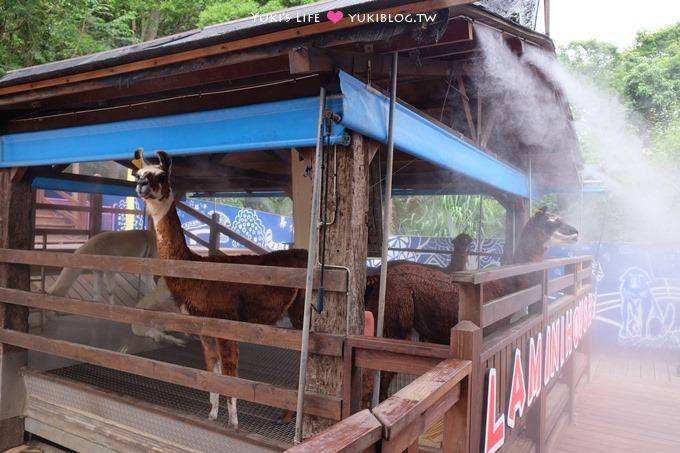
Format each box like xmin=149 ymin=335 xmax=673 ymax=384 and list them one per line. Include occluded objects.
xmin=32 ymin=177 xmax=137 ymax=197
xmin=0 ymin=96 xmax=346 ymax=167
xmin=3 ymin=73 xmax=531 ymax=199
xmin=338 ymin=71 xmax=529 ymax=198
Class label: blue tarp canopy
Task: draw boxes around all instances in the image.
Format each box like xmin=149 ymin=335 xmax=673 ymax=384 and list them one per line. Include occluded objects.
xmin=1 ymin=96 xmax=346 ymax=167
xmin=2 ymin=71 xmax=530 ymax=198
xmin=338 ymin=71 xmax=529 ymax=198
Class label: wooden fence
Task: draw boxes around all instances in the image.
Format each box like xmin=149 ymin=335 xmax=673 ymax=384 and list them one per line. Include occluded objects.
xmin=0 ymin=248 xmax=348 ymax=422
xmin=302 ymin=255 xmax=594 ymax=453
xmin=0 ymin=239 xmax=592 ymax=451
xmin=290 ymin=355 xmax=472 ymax=453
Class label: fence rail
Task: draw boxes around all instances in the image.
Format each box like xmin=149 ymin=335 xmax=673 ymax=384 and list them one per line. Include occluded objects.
xmin=0 ymin=248 xmax=347 ymax=292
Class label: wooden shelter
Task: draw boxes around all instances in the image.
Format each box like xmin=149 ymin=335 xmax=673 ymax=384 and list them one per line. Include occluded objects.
xmin=0 ymin=1 xmax=590 ymax=451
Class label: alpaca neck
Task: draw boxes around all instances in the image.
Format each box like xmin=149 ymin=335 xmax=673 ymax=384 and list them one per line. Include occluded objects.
xmin=511 ymin=238 xmax=546 ymax=265
xmin=447 ymin=251 xmax=469 ymax=272
xmin=147 ymin=193 xmax=192 ymax=260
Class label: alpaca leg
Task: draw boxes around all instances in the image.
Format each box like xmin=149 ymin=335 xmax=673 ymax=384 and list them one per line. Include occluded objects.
xmin=94 ymin=272 xmax=106 ymax=303
xmin=218 ymin=339 xmax=239 ymax=430
xmin=380 ymin=371 xmax=396 ymax=402
xmin=200 ymin=336 xmax=221 ymax=420
xmin=103 ymin=271 xmax=116 ymax=305
xmin=141 ymin=274 xmax=156 ymax=294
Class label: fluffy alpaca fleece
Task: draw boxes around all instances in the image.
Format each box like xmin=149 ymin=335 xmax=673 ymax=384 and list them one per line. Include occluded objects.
xmin=363 ymin=211 xmax=578 ymax=405
xmin=48 ymin=229 xmax=157 ymax=305
xmin=483 ymin=207 xmax=579 ymax=324
xmin=47 ymin=229 xmax=188 ymax=345
xmin=134 ymin=149 xmax=307 ymax=430
xmin=362 ymin=234 xmax=472 ymax=404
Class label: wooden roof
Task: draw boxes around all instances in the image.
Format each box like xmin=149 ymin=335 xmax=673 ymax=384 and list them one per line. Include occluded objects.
xmin=0 ymin=0 xmax=581 ymax=197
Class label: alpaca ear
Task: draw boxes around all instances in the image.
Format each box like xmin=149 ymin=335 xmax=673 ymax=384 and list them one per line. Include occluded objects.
xmin=156 ymin=150 xmax=172 ymax=173
xmin=134 ymin=148 xmax=147 ymax=167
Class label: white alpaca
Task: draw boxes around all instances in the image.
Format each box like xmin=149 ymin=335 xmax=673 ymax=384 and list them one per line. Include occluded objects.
xmin=48 ymin=230 xmax=157 ymax=304
xmin=131 ymin=277 xmax=186 ymax=347
xmin=47 ymin=229 xmax=185 ymax=346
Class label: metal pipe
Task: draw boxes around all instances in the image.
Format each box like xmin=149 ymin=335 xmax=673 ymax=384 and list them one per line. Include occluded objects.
xmin=294 ymin=87 xmax=327 ymax=444
xmin=372 ymin=52 xmax=399 ymax=408
xmin=528 ymin=152 xmax=533 ymax=213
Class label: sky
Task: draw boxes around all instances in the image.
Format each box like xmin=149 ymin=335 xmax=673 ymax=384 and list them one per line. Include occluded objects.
xmin=536 ymin=0 xmax=680 ymax=49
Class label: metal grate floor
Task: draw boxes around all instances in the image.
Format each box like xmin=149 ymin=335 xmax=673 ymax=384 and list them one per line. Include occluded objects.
xmin=48 ymin=341 xmax=300 ymax=446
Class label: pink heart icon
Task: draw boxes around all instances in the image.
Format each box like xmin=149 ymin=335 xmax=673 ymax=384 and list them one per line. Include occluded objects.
xmin=327 ymin=10 xmax=343 ymax=24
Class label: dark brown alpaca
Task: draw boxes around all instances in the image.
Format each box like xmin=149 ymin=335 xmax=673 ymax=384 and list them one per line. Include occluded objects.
xmin=364 ymin=210 xmax=578 ymax=403
xmin=134 ymin=149 xmax=307 ymax=430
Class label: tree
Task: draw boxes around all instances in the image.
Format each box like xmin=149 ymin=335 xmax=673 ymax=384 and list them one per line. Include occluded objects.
xmin=558 ymin=40 xmax=620 ymax=88
xmin=198 ymin=0 xmax=317 ymax=26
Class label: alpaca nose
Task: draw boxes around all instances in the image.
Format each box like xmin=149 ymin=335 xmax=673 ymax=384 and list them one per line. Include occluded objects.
xmin=136 ymin=180 xmax=151 ymax=196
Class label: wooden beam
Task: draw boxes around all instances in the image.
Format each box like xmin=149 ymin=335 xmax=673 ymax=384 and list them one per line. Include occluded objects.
xmin=176 ymin=201 xmax=268 ymax=254
xmin=303 ymin=132 xmax=369 ymax=437
xmin=287 ymin=409 xmax=382 ymax=452
xmin=0 ymin=328 xmax=341 ymax=420
xmin=371 ymin=358 xmax=470 ymax=440
xmin=480 ymin=284 xmax=543 ymax=328
xmin=0 ymin=287 xmax=342 ymax=356
xmin=4 ymin=75 xmax=321 ymax=133
xmin=9 ymin=167 xmax=27 ymax=183
xmin=289 ymin=47 xmax=457 ymax=78
xmin=0 ymin=168 xmax=33 ymax=450
xmin=456 ymin=74 xmax=476 ymax=142
xmin=0 ymin=55 xmax=291 ymax=110
xmin=0 ymin=248 xmax=348 ymax=292
xmin=0 ymin=0 xmax=476 ymax=98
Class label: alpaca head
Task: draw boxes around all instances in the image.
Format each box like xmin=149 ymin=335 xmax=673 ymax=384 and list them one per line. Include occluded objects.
xmin=514 ymin=207 xmax=578 ymax=262
xmin=134 ymin=148 xmax=174 ymax=220
xmin=452 ymin=233 xmax=473 ymax=254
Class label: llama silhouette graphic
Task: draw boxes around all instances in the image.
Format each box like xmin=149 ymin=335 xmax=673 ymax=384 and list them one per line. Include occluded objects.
xmin=619 ymin=267 xmax=675 ymax=341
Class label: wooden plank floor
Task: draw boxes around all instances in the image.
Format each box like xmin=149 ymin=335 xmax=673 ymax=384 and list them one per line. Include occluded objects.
xmin=553 ymin=349 xmax=680 ymax=453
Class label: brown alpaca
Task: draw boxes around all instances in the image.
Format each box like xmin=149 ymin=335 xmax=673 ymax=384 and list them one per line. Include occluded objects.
xmin=363 ymin=233 xmax=473 ymax=403
xmin=134 ymin=149 xmax=307 ymax=430
xmin=364 ymin=211 xmax=578 ymax=403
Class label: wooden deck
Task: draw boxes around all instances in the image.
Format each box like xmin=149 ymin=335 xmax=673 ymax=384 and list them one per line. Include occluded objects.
xmin=553 ymin=350 xmax=680 ymax=453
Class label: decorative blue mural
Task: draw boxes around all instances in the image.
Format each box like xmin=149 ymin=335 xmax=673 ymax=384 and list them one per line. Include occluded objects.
xmin=103 ymin=196 xmax=293 ymax=251
xmin=549 ymin=243 xmax=680 ymax=350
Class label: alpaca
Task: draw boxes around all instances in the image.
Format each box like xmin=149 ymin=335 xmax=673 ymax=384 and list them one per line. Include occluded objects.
xmin=362 ymin=234 xmax=472 ymax=403
xmin=46 ymin=229 xmax=188 ymax=345
xmin=364 ymin=209 xmax=578 ymax=403
xmin=133 ymin=148 xmax=307 ymax=430
xmin=47 ymin=229 xmax=157 ymax=305
xmin=130 ymin=277 xmax=188 ymax=346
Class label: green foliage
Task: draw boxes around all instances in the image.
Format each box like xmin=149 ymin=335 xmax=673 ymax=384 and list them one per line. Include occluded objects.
xmin=198 ymin=0 xmax=316 ymax=26
xmin=208 ymin=197 xmax=292 ymax=215
xmin=392 ymin=195 xmax=505 ymax=239
xmin=558 ymin=40 xmax=620 ymax=88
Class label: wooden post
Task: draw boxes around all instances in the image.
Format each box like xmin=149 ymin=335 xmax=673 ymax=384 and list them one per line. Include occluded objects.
xmin=0 ymin=168 xmax=34 ymax=450
xmin=291 ymin=148 xmax=314 ymax=249
xmin=302 ymin=133 xmax=369 ymax=438
xmin=89 ymin=192 xmax=103 ymax=237
xmin=564 ymin=264 xmax=577 ymax=423
xmin=448 ymin=321 xmax=481 ymax=453
xmin=208 ymin=212 xmax=220 ymax=256
xmin=366 ymin=143 xmax=383 ymax=258
xmin=528 ymin=269 xmax=550 ymax=452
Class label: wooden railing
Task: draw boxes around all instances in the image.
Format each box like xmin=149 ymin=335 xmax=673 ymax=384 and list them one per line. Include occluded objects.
xmin=313 ymin=256 xmax=594 ymax=453
xmin=0 ymin=248 xmax=348 ymax=422
xmin=291 ymin=351 xmax=472 ymax=453
xmin=449 ymin=255 xmax=594 ymax=453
